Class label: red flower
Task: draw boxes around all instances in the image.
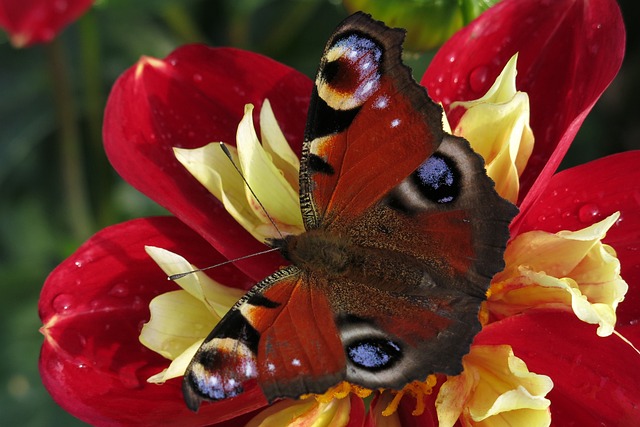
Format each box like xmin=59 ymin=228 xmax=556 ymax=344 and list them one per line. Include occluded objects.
xmin=40 ymin=0 xmax=636 ymax=425
xmin=0 ymin=0 xmax=93 ymax=47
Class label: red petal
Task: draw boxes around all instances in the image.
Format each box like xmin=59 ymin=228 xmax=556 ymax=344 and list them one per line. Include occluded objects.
xmin=515 ymin=151 xmax=640 ymax=325
xmin=476 ymin=310 xmax=640 ymax=426
xmin=421 ymin=0 xmax=625 ymax=211
xmin=346 ymin=394 xmax=366 ymax=427
xmin=365 ymin=392 xmax=439 ymax=427
xmin=103 ymin=45 xmax=312 ymax=281
xmin=0 ymin=0 xmax=92 ymax=47
xmin=39 ymin=217 xmax=267 ymax=426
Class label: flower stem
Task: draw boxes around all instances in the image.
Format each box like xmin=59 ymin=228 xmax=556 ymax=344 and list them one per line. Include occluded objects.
xmin=47 ymin=38 xmax=94 ymax=240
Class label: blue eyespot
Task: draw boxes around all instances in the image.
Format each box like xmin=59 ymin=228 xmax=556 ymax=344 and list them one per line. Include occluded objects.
xmin=414 ymin=154 xmax=460 ymax=204
xmin=347 ymin=338 xmax=402 ymax=371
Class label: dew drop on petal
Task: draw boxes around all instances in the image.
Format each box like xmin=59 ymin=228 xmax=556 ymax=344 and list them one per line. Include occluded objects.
xmin=53 ymin=294 xmax=74 ymax=313
xmin=469 ymin=65 xmax=490 ymax=93
xmin=109 ymin=283 xmax=130 ymax=298
xmin=192 ymin=73 xmax=203 ymax=83
xmin=578 ymin=204 xmax=600 ymax=223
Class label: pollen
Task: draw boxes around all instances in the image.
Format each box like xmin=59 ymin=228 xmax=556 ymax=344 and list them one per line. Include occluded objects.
xmin=303 ymin=381 xmax=373 ymax=403
xmin=381 ymin=376 xmax=437 ymax=416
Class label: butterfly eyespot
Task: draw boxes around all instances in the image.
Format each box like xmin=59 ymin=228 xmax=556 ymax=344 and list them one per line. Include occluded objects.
xmin=413 ymin=154 xmax=460 ymax=204
xmin=346 ymin=338 xmax=403 ymax=371
xmin=318 ymin=32 xmax=382 ymax=111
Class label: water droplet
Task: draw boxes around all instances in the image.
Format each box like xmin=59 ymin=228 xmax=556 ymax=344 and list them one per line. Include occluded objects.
xmin=74 ymin=260 xmax=83 ymax=268
xmin=448 ymin=55 xmax=456 ymax=63
xmin=578 ymin=204 xmax=600 ymax=223
xmin=109 ymin=284 xmax=130 ymax=298
xmin=53 ymin=294 xmax=74 ymax=313
xmin=192 ymin=73 xmax=203 ymax=83
xmin=469 ymin=65 xmax=489 ymax=93
xmin=537 ymin=215 xmax=547 ymax=223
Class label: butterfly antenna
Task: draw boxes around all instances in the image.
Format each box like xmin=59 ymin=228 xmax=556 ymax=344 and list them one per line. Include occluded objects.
xmin=219 ymin=142 xmax=285 ymax=240
xmin=168 ymin=247 xmax=281 ymax=281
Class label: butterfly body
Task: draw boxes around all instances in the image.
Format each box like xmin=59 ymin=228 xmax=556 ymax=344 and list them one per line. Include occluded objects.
xmin=183 ymin=12 xmax=517 ymax=411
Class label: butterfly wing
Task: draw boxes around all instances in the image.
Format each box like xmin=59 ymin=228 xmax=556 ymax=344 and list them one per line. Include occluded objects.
xmin=183 ymin=266 xmax=345 ymax=408
xmin=300 ymin=12 xmax=444 ymax=229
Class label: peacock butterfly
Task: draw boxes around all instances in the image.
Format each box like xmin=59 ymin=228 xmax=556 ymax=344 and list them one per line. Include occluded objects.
xmin=183 ymin=12 xmax=517 ymax=409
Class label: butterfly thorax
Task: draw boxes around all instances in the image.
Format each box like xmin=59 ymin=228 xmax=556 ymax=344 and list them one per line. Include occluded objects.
xmin=269 ymin=231 xmax=356 ymax=276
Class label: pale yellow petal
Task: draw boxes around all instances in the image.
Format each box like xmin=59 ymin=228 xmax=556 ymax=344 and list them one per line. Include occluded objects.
xmin=436 ymin=371 xmax=475 ymax=427
xmin=141 ymin=247 xmax=246 ymax=382
xmin=437 ymin=345 xmax=552 ymax=427
xmin=174 ymin=143 xmax=264 ymax=238
xmin=237 ymin=104 xmax=303 ymax=233
xmin=260 ymin=99 xmax=300 ymax=190
xmin=147 ymin=339 xmax=203 ymax=383
xmin=246 ymin=396 xmax=351 ymax=427
xmin=139 ymin=290 xmax=214 ymax=360
xmin=489 ymin=213 xmax=627 ymax=336
xmin=451 ymin=54 xmax=534 ymax=203
xmin=144 ymin=246 xmax=243 ymax=318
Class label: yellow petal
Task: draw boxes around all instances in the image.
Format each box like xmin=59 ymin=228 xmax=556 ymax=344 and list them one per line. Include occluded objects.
xmin=174 ymin=103 xmax=304 ymax=242
xmin=246 ymin=396 xmax=352 ymax=427
xmin=260 ymin=99 xmax=300 ymax=190
xmin=489 ymin=213 xmax=628 ymax=336
xmin=237 ymin=104 xmax=304 ymax=234
xmin=147 ymin=340 xmax=203 ymax=383
xmin=141 ymin=247 xmax=245 ymax=381
xmin=139 ymin=290 xmax=214 ymax=360
xmin=174 ymin=143 xmax=262 ymax=238
xmin=145 ymin=246 xmax=243 ymax=317
xmin=437 ymin=345 xmax=552 ymax=427
xmin=451 ymin=54 xmax=534 ymax=203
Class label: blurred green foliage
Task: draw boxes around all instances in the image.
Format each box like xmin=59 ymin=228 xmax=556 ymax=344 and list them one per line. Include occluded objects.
xmin=0 ymin=0 xmax=637 ymax=425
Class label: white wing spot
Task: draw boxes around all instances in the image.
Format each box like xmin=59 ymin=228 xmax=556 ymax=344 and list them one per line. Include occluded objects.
xmin=291 ymin=358 xmax=301 ymax=367
xmin=391 ymin=119 xmax=401 ymax=128
xmin=374 ymin=96 xmax=388 ymax=109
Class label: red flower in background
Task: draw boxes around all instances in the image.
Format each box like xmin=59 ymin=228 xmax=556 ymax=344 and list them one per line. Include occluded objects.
xmin=0 ymin=0 xmax=93 ymax=47
xmin=39 ymin=0 xmax=637 ymax=425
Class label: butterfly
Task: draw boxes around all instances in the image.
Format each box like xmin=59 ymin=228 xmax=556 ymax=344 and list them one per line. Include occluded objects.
xmin=183 ymin=12 xmax=517 ymax=410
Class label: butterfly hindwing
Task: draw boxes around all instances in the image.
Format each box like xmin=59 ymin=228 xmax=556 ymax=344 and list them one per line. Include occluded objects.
xmin=183 ymin=266 xmax=346 ymax=407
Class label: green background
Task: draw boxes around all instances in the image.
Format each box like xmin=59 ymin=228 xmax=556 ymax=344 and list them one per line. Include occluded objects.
xmin=0 ymin=0 xmax=638 ymax=425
